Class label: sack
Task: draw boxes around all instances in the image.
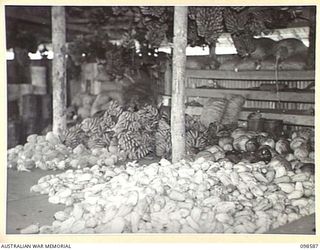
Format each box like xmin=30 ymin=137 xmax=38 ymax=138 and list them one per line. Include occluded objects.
xmin=200 ymin=98 xmax=227 ymax=127
xmin=221 ymin=95 xmax=245 ymax=125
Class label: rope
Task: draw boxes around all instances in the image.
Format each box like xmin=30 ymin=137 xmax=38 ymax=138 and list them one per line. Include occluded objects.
xmin=275 ymin=56 xmax=281 ymax=109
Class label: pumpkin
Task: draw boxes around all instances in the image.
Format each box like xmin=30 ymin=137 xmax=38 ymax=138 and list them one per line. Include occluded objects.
xmin=260 ymin=137 xmax=275 ymax=149
xmin=231 ymin=128 xmax=248 ymax=140
xmin=290 ymin=137 xmax=307 ymax=151
xmin=245 ymin=131 xmax=258 ymax=138
xmin=285 ymin=153 xmax=296 ymax=162
xmin=245 ymin=138 xmax=259 ymax=152
xmin=294 ymin=146 xmax=309 ymax=160
xmin=268 ymin=155 xmax=292 ymax=171
xmin=257 ymin=146 xmax=272 ymax=163
xmin=222 ymin=144 xmax=233 ymax=151
xmin=299 ymin=163 xmax=315 ymax=175
xmin=218 ymin=137 xmax=234 ymax=148
xmin=291 ymin=128 xmax=313 ymax=141
xmin=233 ymin=135 xmax=250 ymax=152
xmin=275 ymin=139 xmax=291 ymax=155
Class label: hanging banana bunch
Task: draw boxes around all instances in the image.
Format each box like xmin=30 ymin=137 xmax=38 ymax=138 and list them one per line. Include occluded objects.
xmin=191 ymin=7 xmax=225 ymax=45
xmin=246 ymin=9 xmax=273 ymax=35
xmin=230 ymin=6 xmax=247 ymax=12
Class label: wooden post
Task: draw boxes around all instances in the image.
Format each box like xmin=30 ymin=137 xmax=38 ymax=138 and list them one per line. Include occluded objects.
xmin=52 ymin=6 xmax=67 ymax=136
xmin=171 ymin=6 xmax=188 ymax=163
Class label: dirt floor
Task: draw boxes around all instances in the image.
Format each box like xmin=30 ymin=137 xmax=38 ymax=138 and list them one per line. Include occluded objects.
xmin=6 ymin=167 xmax=316 ymax=235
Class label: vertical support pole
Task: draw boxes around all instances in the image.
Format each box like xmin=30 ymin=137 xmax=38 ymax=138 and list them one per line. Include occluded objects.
xmin=171 ymin=6 xmax=188 ymax=163
xmin=52 ymin=6 xmax=67 ymax=136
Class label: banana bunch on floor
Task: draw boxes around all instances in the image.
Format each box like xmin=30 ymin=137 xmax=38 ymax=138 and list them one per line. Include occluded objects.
xmin=155 ymin=114 xmax=209 ymax=158
xmin=185 ymin=114 xmax=208 ymax=155
xmin=155 ymin=118 xmax=172 ymax=158
xmin=62 ymin=101 xmax=160 ymax=160
xmin=62 ymin=101 xmax=210 ymax=160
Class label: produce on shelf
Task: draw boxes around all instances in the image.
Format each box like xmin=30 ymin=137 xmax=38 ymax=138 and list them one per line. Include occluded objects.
xmin=25 ymin=155 xmax=315 ymax=234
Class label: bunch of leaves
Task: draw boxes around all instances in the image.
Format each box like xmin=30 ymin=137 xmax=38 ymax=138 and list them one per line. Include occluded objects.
xmin=67 ymin=31 xmax=114 ymax=65
xmin=6 ymin=22 xmax=39 ymax=52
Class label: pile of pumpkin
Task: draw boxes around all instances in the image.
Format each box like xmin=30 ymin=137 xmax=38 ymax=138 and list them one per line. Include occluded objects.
xmin=22 ymin=153 xmax=315 ymax=234
xmin=194 ymin=127 xmax=315 ymax=173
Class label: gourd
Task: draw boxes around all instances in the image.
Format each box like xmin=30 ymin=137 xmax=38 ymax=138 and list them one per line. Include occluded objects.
xmin=275 ymin=139 xmax=291 ymax=155
xmin=245 ymin=138 xmax=259 ymax=152
xmin=218 ymin=137 xmax=234 ymax=148
xmin=294 ymin=146 xmax=309 ymax=160
xmin=233 ymin=135 xmax=250 ymax=151
xmin=260 ymin=137 xmax=275 ymax=149
xmin=231 ymin=128 xmax=248 ymax=140
xmin=269 ymin=155 xmax=292 ymax=171
xmin=257 ymin=146 xmax=272 ymax=163
xmin=290 ymin=137 xmax=307 ymax=151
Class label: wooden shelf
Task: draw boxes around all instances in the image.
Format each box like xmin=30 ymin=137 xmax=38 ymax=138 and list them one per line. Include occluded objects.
xmin=186 ymin=70 xmax=315 ymax=81
xmin=185 ymin=106 xmax=314 ymax=127
xmin=186 ymin=88 xmax=315 ymax=103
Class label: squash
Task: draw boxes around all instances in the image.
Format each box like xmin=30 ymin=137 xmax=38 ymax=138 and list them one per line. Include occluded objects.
xmin=231 ymin=128 xmax=248 ymax=140
xmin=275 ymin=139 xmax=291 ymax=155
xmin=260 ymin=137 xmax=275 ymax=149
xmin=245 ymin=138 xmax=259 ymax=152
xmin=290 ymin=137 xmax=307 ymax=151
xmin=285 ymin=153 xmax=296 ymax=162
xmin=233 ymin=135 xmax=250 ymax=151
xmin=257 ymin=146 xmax=272 ymax=163
xmin=268 ymin=155 xmax=292 ymax=171
xmin=218 ymin=137 xmax=234 ymax=148
xmin=291 ymin=128 xmax=313 ymax=141
xmin=294 ymin=146 xmax=309 ymax=160
xmin=222 ymin=144 xmax=233 ymax=151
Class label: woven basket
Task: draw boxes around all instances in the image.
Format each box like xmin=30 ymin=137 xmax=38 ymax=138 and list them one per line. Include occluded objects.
xmin=221 ymin=95 xmax=245 ymax=125
xmin=200 ymin=98 xmax=227 ymax=127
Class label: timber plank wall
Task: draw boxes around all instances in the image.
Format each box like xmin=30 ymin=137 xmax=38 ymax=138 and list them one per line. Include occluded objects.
xmin=183 ymin=70 xmax=315 ymax=128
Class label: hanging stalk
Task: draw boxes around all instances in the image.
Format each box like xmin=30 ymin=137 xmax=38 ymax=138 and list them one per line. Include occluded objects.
xmin=52 ymin=6 xmax=67 ymax=136
xmin=171 ymin=6 xmax=188 ymax=162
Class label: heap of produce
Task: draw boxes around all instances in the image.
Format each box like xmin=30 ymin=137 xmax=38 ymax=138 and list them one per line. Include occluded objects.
xmin=23 ymin=155 xmax=315 ymax=234
xmin=7 ymin=132 xmax=119 ymax=172
xmin=8 ymin=97 xmax=314 ymax=173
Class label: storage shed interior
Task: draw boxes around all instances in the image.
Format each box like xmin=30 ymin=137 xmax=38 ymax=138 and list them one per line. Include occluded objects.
xmin=5 ymin=6 xmax=316 ymax=235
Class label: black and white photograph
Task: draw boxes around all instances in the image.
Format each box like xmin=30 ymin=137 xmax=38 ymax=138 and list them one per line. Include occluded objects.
xmin=5 ymin=5 xmax=317 ymax=236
